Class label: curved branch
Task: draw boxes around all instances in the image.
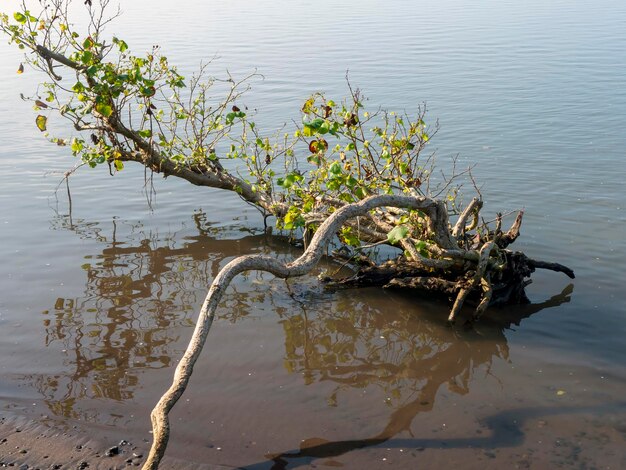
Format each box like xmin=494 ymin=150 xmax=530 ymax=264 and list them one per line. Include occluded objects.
xmin=528 ymin=258 xmax=576 ymax=279
xmin=143 ymin=194 xmax=445 ymax=469
xmin=497 ymin=210 xmax=524 ymax=248
xmin=452 ymin=197 xmax=482 ymax=238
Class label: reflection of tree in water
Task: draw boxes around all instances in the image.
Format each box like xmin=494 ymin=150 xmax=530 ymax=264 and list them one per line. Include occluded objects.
xmin=266 ymin=285 xmax=573 ymax=468
xmin=35 ymin=209 xmax=572 ymax=461
xmin=37 ymin=210 xmax=280 ymax=421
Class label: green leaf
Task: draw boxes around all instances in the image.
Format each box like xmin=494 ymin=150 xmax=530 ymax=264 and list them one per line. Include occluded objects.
xmin=81 ymin=50 xmax=93 ymax=64
xmin=114 ymin=160 xmax=124 ymax=171
xmin=71 ymin=138 xmax=84 ymax=154
xmin=387 ymin=225 xmax=409 ymax=244
xmin=114 ymin=38 xmax=129 ymax=52
xmin=329 ymin=161 xmax=342 ymax=175
xmin=95 ymin=102 xmax=112 ymax=117
xmin=283 ymin=207 xmax=305 ymax=230
xmin=307 ymin=154 xmax=321 ymax=166
xmin=340 ymin=226 xmax=360 ymax=247
xmin=72 ymin=81 xmax=85 ymax=93
xmin=141 ymin=86 xmax=156 ymax=97
xmin=13 ymin=12 xmax=27 ymax=24
xmin=85 ymin=65 xmax=99 ymax=77
xmin=35 ymin=115 xmax=47 ymax=132
xmin=280 ymin=172 xmax=302 ymax=189
xmin=415 ymin=240 xmax=429 ymax=257
xmin=138 ymin=129 xmax=152 ymax=138
xmin=326 ymin=179 xmax=341 ymax=191
xmin=304 ymin=118 xmax=325 ymax=131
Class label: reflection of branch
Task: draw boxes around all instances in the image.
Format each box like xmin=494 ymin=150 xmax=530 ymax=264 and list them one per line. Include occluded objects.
xmin=259 ymin=284 xmax=576 ymax=469
xmin=37 ymin=211 xmax=275 ymax=421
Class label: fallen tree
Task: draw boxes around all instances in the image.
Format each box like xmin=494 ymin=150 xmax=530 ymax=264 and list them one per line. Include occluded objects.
xmin=2 ymin=1 xmax=574 ymax=468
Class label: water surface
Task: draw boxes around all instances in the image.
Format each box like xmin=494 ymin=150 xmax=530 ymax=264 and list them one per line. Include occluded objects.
xmin=0 ymin=0 xmax=625 ymax=468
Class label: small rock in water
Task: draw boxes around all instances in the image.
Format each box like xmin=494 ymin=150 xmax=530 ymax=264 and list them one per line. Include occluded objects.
xmin=118 ymin=439 xmax=129 ymax=446
xmin=76 ymin=462 xmax=89 ymax=470
xmin=105 ymin=445 xmax=120 ymax=457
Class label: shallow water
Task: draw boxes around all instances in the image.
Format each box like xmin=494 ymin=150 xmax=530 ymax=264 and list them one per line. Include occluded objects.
xmin=0 ymin=0 xmax=625 ymax=468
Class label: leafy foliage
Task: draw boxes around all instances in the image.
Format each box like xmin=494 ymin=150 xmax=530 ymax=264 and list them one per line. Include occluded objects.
xmin=1 ymin=0 xmax=465 ymax=263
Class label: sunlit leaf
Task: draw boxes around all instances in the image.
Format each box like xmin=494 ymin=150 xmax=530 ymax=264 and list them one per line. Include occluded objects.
xmin=35 ymin=115 xmax=47 ymax=132
xmin=81 ymin=50 xmax=93 ymax=64
xmin=329 ymin=161 xmax=342 ymax=175
xmin=13 ymin=12 xmax=27 ymax=24
xmin=141 ymin=86 xmax=156 ymax=97
xmin=309 ymin=139 xmax=328 ymax=153
xmin=307 ymin=155 xmax=321 ymax=166
xmin=16 ymin=63 xmax=24 ymax=74
xmin=82 ymin=36 xmax=94 ymax=50
xmin=95 ymin=102 xmax=112 ymax=117
xmin=387 ymin=225 xmax=409 ymax=244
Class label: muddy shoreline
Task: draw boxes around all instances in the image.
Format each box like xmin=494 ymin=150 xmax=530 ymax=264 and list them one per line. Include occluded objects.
xmin=0 ymin=413 xmax=145 ymax=469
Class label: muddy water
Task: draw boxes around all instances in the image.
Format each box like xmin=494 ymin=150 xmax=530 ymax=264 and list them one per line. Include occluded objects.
xmin=1 ymin=0 xmax=625 ymax=468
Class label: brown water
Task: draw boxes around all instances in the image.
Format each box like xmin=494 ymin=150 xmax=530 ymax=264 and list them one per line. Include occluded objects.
xmin=1 ymin=0 xmax=625 ymax=468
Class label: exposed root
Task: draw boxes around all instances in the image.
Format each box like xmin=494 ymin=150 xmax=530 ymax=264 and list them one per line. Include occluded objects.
xmin=528 ymin=258 xmax=575 ymax=279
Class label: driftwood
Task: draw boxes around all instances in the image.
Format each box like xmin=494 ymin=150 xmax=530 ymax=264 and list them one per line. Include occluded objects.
xmin=143 ymin=194 xmax=574 ymax=469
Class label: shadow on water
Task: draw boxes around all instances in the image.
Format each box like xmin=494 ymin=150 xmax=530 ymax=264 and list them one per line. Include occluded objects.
xmin=256 ymin=400 xmax=626 ymax=470
xmin=254 ymin=284 xmax=582 ymax=470
xmin=29 ymin=211 xmax=596 ymax=468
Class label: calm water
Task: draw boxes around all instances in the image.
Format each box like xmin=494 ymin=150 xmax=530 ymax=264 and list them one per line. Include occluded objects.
xmin=1 ymin=0 xmax=625 ymax=468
